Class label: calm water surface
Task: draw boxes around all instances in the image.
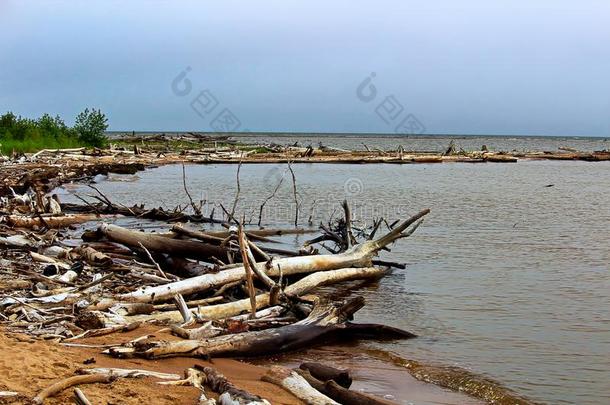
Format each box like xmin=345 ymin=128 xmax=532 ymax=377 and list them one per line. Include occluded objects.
xmin=62 ymin=159 xmax=610 ymax=405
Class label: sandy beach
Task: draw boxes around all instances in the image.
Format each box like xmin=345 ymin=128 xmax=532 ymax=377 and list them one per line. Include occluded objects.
xmin=0 ymin=324 xmax=481 ymax=404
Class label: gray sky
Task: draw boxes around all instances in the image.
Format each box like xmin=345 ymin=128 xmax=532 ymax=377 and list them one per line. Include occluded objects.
xmin=1 ymin=0 xmax=608 ymax=136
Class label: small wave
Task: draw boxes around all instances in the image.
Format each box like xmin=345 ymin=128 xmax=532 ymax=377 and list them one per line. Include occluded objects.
xmin=363 ymin=348 xmax=539 ymax=405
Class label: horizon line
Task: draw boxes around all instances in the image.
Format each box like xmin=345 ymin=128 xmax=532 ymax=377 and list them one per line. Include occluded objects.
xmin=105 ymin=130 xmax=609 ymax=139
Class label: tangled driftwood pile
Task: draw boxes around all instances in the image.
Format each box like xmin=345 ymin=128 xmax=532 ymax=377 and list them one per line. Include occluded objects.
xmin=0 ymin=163 xmax=431 ymax=404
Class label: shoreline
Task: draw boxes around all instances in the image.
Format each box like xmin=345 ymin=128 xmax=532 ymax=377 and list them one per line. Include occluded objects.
xmin=0 ymin=323 xmax=489 ymax=405
xmin=2 ymin=140 xmax=609 ymax=197
xmin=0 ymin=140 xmax=569 ymax=404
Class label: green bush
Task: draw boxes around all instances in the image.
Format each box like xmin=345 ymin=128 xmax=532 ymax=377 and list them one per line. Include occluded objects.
xmin=73 ymin=108 xmax=108 ymax=147
xmin=0 ymin=109 xmax=109 ymax=154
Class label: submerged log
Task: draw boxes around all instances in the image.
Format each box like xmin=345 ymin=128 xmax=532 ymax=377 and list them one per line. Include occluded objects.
xmin=106 ymin=297 xmax=415 ymax=359
xmin=297 ymin=368 xmax=397 ymax=405
xmin=98 ymin=209 xmax=429 ymax=306
xmin=299 ymin=362 xmax=352 ymax=389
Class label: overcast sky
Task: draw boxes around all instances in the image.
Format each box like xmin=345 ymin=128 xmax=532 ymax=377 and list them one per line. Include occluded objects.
xmin=0 ymin=0 xmax=608 ymax=135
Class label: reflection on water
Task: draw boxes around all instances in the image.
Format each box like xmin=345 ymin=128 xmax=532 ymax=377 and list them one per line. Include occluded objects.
xmin=60 ymin=160 xmax=610 ymax=405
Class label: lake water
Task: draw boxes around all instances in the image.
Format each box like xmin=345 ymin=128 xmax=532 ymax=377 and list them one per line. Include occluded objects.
xmin=61 ymin=154 xmax=610 ymax=404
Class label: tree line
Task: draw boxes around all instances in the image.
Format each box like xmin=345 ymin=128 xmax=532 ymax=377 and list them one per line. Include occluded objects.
xmin=0 ymin=109 xmax=108 ymax=154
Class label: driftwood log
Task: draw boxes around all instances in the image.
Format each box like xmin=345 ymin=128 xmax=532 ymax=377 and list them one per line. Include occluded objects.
xmin=297 ymin=368 xmax=398 ymax=405
xmin=193 ymin=365 xmax=270 ymax=405
xmin=96 ymin=209 xmax=429 ymax=307
xmin=106 ymin=297 xmax=414 ymax=359
xmin=99 ymin=223 xmax=228 ymax=261
xmin=262 ymin=365 xmax=338 ymax=405
xmin=32 ymin=374 xmax=116 ymax=404
xmin=126 ymin=266 xmax=388 ymax=323
xmin=299 ymin=362 xmax=352 ymax=389
xmin=4 ymin=214 xmax=112 ymax=229
xmin=77 ymin=367 xmax=181 ymax=380
xmin=157 ymin=368 xmax=215 ymax=405
xmin=71 ymin=245 xmax=113 ymax=267
xmin=73 ymin=388 xmax=92 ymax=405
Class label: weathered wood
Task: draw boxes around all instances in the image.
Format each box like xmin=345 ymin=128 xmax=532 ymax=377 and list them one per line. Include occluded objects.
xmin=171 ymin=224 xmax=224 ymax=243
xmin=126 ymin=267 xmax=388 ymax=323
xmin=342 ymin=199 xmax=356 ymax=249
xmin=157 ymin=368 xmax=216 ymax=405
xmin=4 ymin=214 xmax=110 ymax=229
xmin=77 ymin=367 xmax=181 ymax=380
xmin=65 ymin=321 xmax=141 ymax=341
xmin=73 ymin=388 xmax=92 ymax=405
xmin=240 ymin=229 xmax=276 ymax=290
xmin=106 ymin=297 xmax=415 ymax=359
xmin=99 ymin=209 xmax=429 ymax=306
xmin=32 ymin=373 xmax=115 ymax=404
xmin=174 ymin=293 xmax=192 ymax=323
xmin=297 ymin=368 xmax=397 ymax=405
xmin=262 ymin=365 xmax=339 ymax=405
xmin=99 ymin=223 xmax=227 ymax=261
xmin=299 ymin=362 xmax=352 ymax=389
xmin=71 ymin=245 xmax=113 ymax=267
xmin=192 ymin=365 xmax=270 ymax=405
xmin=238 ymin=225 xmax=258 ymax=318
xmin=204 ymin=228 xmax=317 ymax=238
xmin=170 ymin=321 xmax=223 ymax=340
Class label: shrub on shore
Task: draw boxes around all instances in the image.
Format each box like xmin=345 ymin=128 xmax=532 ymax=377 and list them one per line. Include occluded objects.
xmin=0 ymin=109 xmax=109 ymax=154
xmin=73 ymin=108 xmax=108 ymax=147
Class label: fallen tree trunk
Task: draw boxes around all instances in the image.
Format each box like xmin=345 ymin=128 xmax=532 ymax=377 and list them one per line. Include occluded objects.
xmin=105 ymin=297 xmax=415 ymax=359
xmin=99 ymin=223 xmax=228 ymax=261
xmin=4 ymin=214 xmax=112 ymax=229
xmin=126 ymin=266 xmax=388 ymax=322
xmin=97 ymin=209 xmax=429 ymax=306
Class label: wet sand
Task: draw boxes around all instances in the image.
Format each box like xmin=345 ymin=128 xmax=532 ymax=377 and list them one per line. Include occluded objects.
xmin=0 ymin=327 xmax=299 ymax=405
xmin=0 ymin=325 xmax=480 ymax=404
xmin=255 ymin=346 xmax=485 ymax=405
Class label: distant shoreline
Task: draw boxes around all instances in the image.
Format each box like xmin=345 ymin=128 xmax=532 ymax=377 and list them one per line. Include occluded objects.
xmin=105 ymin=131 xmax=609 ymax=140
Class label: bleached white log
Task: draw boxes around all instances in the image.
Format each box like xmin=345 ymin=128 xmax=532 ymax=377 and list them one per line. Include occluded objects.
xmin=126 ymin=266 xmax=387 ymax=323
xmin=262 ymin=366 xmax=339 ymax=405
xmin=78 ymin=367 xmax=181 ymax=380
